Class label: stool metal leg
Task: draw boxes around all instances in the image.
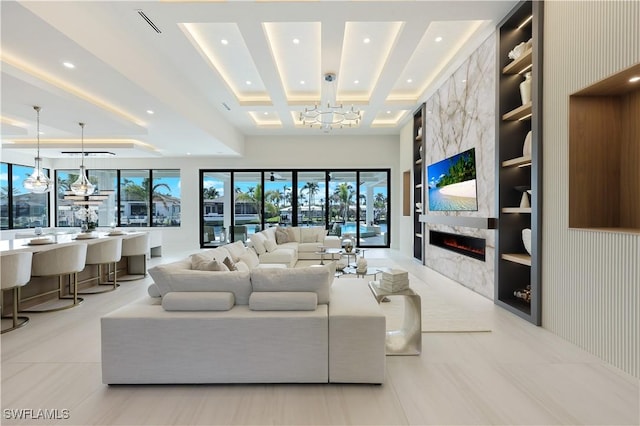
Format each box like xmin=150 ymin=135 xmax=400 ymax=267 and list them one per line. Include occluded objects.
xmin=1 ymin=287 xmax=30 ymax=334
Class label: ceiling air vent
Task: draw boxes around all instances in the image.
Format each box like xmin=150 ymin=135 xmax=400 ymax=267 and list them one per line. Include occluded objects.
xmin=136 ymin=10 xmax=161 ymax=34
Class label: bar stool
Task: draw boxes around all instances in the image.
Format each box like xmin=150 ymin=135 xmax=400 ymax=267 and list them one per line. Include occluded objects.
xmin=119 ymin=233 xmax=149 ymax=281
xmin=78 ymin=238 xmax=122 ymax=294
xmin=20 ymin=244 xmax=87 ymax=312
xmin=1 ymin=252 xmax=33 ymax=333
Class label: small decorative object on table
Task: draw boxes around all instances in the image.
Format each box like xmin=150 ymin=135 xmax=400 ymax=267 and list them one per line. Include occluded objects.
xmin=75 ymin=207 xmax=98 ymax=232
xmin=356 ymin=258 xmax=368 ymax=274
xmin=380 ymin=269 xmax=410 ymax=292
xmin=508 ymin=41 xmax=527 ymax=60
xmin=343 ymin=238 xmax=353 ymax=253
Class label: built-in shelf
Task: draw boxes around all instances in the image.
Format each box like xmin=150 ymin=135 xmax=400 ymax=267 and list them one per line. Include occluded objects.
xmin=502 ymin=47 xmax=533 ymax=75
xmin=502 ymin=155 xmax=532 ymax=168
xmin=496 ymin=0 xmax=542 ymax=326
xmin=501 ymin=253 xmax=531 ymax=266
xmin=413 ymin=104 xmax=426 ymax=262
xmin=502 ymin=102 xmax=532 ymax=121
xmin=502 ymin=207 xmax=532 ymax=213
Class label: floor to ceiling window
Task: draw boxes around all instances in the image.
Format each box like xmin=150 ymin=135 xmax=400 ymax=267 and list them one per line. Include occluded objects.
xmin=200 ymin=169 xmax=390 ymax=248
xmin=264 ymin=171 xmax=293 ymax=228
xmin=297 ymin=171 xmax=326 ymax=229
xmin=2 ymin=162 xmax=50 ymax=229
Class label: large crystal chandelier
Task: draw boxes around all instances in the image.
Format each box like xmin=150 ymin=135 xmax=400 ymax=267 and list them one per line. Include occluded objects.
xmin=22 ymin=106 xmax=52 ymax=193
xmin=70 ymin=122 xmax=95 ymax=196
xmin=299 ymin=73 xmax=361 ymax=131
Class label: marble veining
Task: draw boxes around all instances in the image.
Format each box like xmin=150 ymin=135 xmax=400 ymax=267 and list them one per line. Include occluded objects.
xmin=422 ymin=34 xmax=496 ymax=299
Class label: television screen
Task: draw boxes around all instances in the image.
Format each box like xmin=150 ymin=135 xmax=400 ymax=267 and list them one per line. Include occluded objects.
xmin=427 ymin=148 xmax=478 ymax=211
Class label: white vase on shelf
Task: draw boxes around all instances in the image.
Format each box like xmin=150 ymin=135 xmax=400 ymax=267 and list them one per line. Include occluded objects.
xmin=522 ymin=130 xmax=532 ymax=157
xmin=520 ymin=72 xmax=532 ymax=105
xmin=519 ymin=192 xmax=530 ymax=208
xmin=522 ymin=229 xmax=532 ymax=255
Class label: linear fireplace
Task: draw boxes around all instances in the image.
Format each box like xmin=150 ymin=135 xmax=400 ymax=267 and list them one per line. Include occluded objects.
xmin=429 ymin=230 xmax=486 ymax=261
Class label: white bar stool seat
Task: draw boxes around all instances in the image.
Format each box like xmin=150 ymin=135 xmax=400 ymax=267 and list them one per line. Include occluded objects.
xmin=79 ymin=238 xmax=122 ymax=294
xmin=1 ymin=252 xmax=33 ymax=333
xmin=119 ymin=234 xmax=150 ymax=281
xmin=21 ymin=244 xmax=87 ymax=312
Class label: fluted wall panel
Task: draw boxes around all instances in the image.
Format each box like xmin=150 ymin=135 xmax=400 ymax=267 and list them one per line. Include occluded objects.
xmin=543 ymin=0 xmax=640 ymax=378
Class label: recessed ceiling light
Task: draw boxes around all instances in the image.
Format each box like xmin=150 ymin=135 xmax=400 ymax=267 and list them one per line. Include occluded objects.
xmin=300 ymin=80 xmax=305 ymax=85
xmin=435 ymin=36 xmax=443 ymax=42
xmin=461 ymin=79 xmax=467 ymax=83
xmin=629 ymin=76 xmax=640 ymax=83
xmin=354 ymin=80 xmax=359 ymax=84
xmin=406 ymin=78 xmax=413 ymax=83
xmin=186 ymin=152 xmax=191 ymax=156
xmin=386 ymin=111 xmax=391 ymax=114
xmin=263 ymin=112 xmax=269 ymax=116
xmin=221 ymin=39 xmax=228 ymax=45
xmin=38 ymin=131 xmax=44 ymax=135
xmin=146 ymin=110 xmax=154 ymax=115
xmin=62 ymin=61 xmax=75 ymax=69
xmin=245 ymin=80 xmax=252 ymax=85
xmin=293 ymin=38 xmax=300 ymax=44
xmin=363 ymin=38 xmax=371 ymax=44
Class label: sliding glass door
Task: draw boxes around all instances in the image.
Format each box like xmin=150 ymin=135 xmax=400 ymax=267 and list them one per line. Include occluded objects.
xmin=200 ymin=169 xmax=390 ymax=248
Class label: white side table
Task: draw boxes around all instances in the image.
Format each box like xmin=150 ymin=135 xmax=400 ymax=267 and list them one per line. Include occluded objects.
xmin=368 ymin=281 xmax=421 ymax=356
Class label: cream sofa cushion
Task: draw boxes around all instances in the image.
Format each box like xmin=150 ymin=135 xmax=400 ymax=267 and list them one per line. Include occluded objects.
xmin=226 ymin=241 xmax=246 ymax=262
xmin=263 ymin=227 xmax=277 ymax=243
xmin=239 ymin=248 xmax=260 ymax=269
xmin=249 ymin=292 xmax=317 ymax=311
xmin=249 ymin=232 xmax=267 ymax=255
xmin=147 ymin=265 xmax=252 ymax=304
xmin=250 ymin=265 xmax=331 ymax=304
xmin=264 ymin=239 xmax=277 ymax=252
xmin=286 ymin=227 xmax=300 ymax=242
xmin=162 ymin=292 xmax=235 ymax=311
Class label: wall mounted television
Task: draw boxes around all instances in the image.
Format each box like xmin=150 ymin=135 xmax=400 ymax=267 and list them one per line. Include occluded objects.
xmin=427 ymin=148 xmax=478 ymax=211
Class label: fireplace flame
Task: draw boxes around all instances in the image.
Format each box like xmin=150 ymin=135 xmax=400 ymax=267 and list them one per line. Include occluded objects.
xmin=443 ymin=238 xmax=485 ymax=256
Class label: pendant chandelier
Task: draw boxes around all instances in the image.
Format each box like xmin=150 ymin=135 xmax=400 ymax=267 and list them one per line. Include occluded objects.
xmin=64 ymin=122 xmax=114 ymax=206
xmin=70 ymin=122 xmax=95 ymax=196
xmin=22 ymin=106 xmax=52 ymax=193
xmin=299 ymin=73 xmax=362 ymax=131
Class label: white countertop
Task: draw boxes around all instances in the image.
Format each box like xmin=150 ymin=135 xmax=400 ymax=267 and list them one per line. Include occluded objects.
xmin=0 ymin=231 xmax=144 ymax=255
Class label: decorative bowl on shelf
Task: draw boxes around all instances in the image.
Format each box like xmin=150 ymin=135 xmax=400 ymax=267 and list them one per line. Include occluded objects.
xmin=508 ymin=42 xmax=527 ymax=60
xmin=522 ymin=228 xmax=532 ymax=255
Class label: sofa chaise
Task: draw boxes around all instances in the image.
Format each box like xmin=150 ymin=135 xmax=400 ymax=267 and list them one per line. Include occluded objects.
xmin=248 ymin=226 xmax=341 ymax=267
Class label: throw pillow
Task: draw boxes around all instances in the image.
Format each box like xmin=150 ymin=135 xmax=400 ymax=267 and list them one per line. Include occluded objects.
xmin=264 ymin=239 xmax=277 ymax=252
xmin=286 ymin=227 xmax=298 ymax=242
xmin=226 ymin=241 xmax=246 ymax=262
xmin=275 ymin=227 xmax=289 ymax=244
xmin=223 ymin=256 xmax=237 ymax=271
xmin=193 ymin=258 xmax=229 ymax=272
xmin=190 ymin=252 xmax=214 ymax=270
xmin=250 ymin=232 xmax=267 ymax=255
xmin=239 ymin=248 xmax=260 ymax=269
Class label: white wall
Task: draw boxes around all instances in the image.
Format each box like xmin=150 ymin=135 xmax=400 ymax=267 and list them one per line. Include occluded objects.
xmin=41 ymin=134 xmax=400 ymax=253
xmin=543 ymin=1 xmax=640 ymax=378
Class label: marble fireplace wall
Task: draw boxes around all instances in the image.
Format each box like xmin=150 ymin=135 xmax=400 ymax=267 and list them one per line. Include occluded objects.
xmin=423 ymin=34 xmax=496 ymax=299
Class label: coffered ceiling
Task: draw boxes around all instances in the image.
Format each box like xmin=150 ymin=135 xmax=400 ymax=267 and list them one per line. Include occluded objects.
xmin=0 ymin=1 xmax=516 ymax=158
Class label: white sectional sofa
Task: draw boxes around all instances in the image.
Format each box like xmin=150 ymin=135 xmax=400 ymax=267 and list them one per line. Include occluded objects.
xmin=101 ymin=248 xmax=386 ymax=385
xmin=248 ymin=226 xmax=341 ymax=267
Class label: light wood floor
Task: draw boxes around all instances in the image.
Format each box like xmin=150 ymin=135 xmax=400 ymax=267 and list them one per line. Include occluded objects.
xmin=1 ymin=248 xmax=638 ymax=425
